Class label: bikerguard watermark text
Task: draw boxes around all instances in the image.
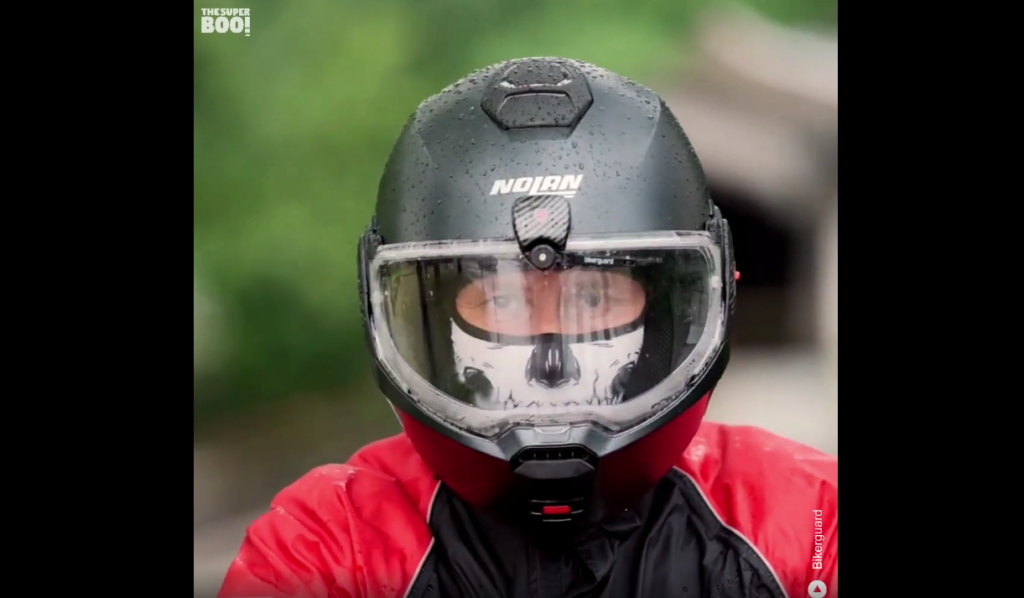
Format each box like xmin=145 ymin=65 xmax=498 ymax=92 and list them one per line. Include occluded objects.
xmin=807 ymin=509 xmax=827 ymax=597
xmin=200 ymin=8 xmax=250 ymax=36
xmin=811 ymin=509 xmax=824 ymax=570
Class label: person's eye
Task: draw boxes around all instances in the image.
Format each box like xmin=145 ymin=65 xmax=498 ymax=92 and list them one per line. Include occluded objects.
xmin=580 ymin=290 xmax=603 ymax=308
xmin=490 ymin=295 xmax=514 ymax=309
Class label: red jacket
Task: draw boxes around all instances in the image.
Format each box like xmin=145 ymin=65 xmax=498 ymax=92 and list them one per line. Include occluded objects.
xmin=219 ymin=421 xmax=838 ymax=598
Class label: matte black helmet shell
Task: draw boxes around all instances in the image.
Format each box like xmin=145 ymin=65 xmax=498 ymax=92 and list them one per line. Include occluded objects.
xmin=375 ymin=57 xmax=712 ymax=245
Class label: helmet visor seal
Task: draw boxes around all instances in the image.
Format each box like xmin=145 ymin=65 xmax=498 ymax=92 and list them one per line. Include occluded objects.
xmin=369 ymin=231 xmax=725 ymax=439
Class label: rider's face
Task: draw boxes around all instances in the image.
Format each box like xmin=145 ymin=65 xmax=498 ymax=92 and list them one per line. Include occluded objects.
xmin=455 ymin=269 xmax=646 ymax=337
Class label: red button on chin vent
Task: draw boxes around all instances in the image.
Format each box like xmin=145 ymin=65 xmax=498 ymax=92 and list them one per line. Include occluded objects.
xmin=542 ymin=505 xmax=571 ymax=515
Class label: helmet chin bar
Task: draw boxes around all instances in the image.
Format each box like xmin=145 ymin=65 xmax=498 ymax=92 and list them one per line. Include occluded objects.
xmin=509 ymin=444 xmax=600 ymax=528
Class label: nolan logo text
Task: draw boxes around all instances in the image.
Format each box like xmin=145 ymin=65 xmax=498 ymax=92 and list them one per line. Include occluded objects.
xmin=489 ymin=174 xmax=583 ymax=198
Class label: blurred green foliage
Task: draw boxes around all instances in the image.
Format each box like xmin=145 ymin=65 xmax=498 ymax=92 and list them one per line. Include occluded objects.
xmin=193 ymin=0 xmax=836 ymax=426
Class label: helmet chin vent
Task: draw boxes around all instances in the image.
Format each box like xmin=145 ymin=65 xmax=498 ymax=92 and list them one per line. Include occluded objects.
xmin=510 ymin=445 xmax=598 ymax=484
xmin=512 ymin=445 xmax=597 ymax=468
xmin=510 ymin=445 xmax=599 ymax=526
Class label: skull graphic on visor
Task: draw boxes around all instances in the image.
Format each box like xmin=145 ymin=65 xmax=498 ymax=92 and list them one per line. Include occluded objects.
xmin=450 ymin=267 xmax=647 ymax=410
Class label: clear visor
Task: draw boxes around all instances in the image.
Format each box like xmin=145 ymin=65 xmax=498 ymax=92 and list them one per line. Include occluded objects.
xmin=370 ymin=231 xmax=725 ymax=439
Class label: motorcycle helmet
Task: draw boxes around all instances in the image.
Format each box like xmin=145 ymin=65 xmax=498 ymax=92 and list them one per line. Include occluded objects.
xmin=358 ymin=57 xmax=737 ymax=529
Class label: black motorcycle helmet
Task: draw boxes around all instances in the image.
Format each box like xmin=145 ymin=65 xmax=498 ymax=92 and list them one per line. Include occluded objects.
xmin=358 ymin=57 xmax=737 ymax=529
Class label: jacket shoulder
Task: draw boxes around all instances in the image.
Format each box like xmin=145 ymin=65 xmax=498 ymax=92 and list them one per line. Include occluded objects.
xmin=674 ymin=421 xmax=838 ymax=598
xmin=218 ymin=433 xmax=440 ymax=598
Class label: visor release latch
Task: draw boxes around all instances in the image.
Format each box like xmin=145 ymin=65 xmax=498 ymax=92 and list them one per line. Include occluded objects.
xmin=512 ymin=194 xmax=571 ymax=270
